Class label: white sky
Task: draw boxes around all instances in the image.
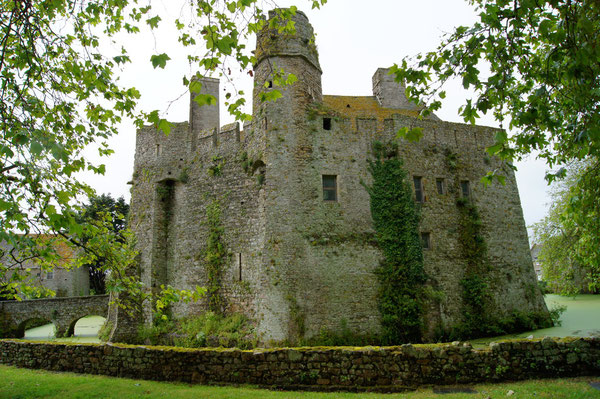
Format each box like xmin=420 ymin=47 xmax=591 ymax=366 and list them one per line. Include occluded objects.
xmin=87 ymin=0 xmax=552 ymax=241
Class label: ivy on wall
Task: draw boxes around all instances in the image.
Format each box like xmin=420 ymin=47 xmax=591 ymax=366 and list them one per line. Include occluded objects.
xmin=442 ymin=151 xmax=554 ymax=340
xmin=364 ymin=141 xmax=426 ymax=344
xmin=456 ymin=197 xmax=492 ymax=337
xmin=204 ymin=199 xmax=227 ymax=314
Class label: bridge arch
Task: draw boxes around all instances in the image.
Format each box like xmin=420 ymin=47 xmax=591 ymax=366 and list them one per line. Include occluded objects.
xmin=0 ymin=295 xmax=109 ymax=339
xmin=66 ymin=314 xmax=106 ymax=337
xmin=16 ymin=317 xmax=56 ymax=339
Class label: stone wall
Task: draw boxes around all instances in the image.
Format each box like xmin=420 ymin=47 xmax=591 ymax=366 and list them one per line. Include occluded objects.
xmin=0 ymin=295 xmax=108 ymax=338
xmin=1 ymin=338 xmax=598 ymax=389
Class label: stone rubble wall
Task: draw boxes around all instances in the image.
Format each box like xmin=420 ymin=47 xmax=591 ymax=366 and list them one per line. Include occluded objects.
xmin=1 ymin=338 xmax=598 ymax=389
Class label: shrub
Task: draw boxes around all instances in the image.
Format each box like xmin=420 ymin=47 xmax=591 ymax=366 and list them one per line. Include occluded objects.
xmin=174 ymin=312 xmax=256 ymax=349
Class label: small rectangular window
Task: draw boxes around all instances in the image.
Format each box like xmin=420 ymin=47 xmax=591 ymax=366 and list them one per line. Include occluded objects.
xmin=322 ymin=175 xmax=337 ymax=201
xmin=460 ymin=180 xmax=471 ymax=198
xmin=421 ymin=233 xmax=431 ymax=250
xmin=238 ymin=253 xmax=242 ymax=282
xmin=156 ymin=144 xmax=161 ymax=157
xmin=323 ymin=117 xmax=332 ymax=130
xmin=436 ymin=178 xmax=445 ymax=195
xmin=46 ymin=271 xmax=53 ymax=280
xmin=413 ymin=176 xmax=424 ymax=203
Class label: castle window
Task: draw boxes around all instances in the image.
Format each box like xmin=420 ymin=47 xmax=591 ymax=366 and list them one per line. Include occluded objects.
xmin=460 ymin=180 xmax=471 ymax=198
xmin=322 ymin=175 xmax=337 ymax=201
xmin=413 ymin=176 xmax=424 ymax=203
xmin=238 ymin=253 xmax=243 ymax=282
xmin=46 ymin=271 xmax=53 ymax=280
xmin=421 ymin=232 xmax=431 ymax=250
xmin=436 ymin=178 xmax=445 ymax=195
xmin=156 ymin=144 xmax=162 ymax=157
xmin=323 ymin=117 xmax=332 ymax=131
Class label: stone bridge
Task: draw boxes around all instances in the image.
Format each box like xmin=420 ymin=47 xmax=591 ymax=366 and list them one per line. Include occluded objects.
xmin=0 ymin=295 xmax=109 ymax=338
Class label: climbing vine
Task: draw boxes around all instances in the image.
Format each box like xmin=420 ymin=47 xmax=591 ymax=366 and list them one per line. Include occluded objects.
xmin=443 ymin=151 xmax=554 ymax=340
xmin=364 ymin=141 xmax=426 ymax=344
xmin=204 ymin=199 xmax=228 ymax=314
xmin=456 ymin=196 xmax=493 ymax=338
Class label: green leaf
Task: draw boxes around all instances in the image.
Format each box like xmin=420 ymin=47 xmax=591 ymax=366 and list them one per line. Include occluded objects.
xmin=29 ymin=141 xmax=44 ymax=156
xmin=193 ymin=94 xmax=217 ymax=107
xmin=259 ymin=90 xmax=283 ymax=103
xmin=189 ymin=80 xmax=203 ymax=94
xmin=146 ymin=15 xmax=161 ymax=29
xmin=150 ymin=53 xmax=171 ymax=69
xmin=158 ymin=119 xmax=172 ymax=136
xmin=494 ymin=130 xmax=508 ymax=144
xmin=397 ymin=127 xmax=424 ymax=142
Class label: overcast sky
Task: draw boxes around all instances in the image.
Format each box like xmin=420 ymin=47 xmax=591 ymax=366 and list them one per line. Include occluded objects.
xmin=87 ymin=0 xmax=552 ymax=242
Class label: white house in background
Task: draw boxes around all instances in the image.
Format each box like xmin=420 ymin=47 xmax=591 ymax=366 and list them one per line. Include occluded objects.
xmin=530 ymin=244 xmax=543 ymax=280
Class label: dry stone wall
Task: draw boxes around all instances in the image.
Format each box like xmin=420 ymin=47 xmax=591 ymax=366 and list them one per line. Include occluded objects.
xmin=1 ymin=338 xmax=599 ymax=389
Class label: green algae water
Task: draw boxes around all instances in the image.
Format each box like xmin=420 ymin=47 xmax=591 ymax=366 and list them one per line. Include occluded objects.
xmin=469 ymin=294 xmax=600 ymax=347
xmin=23 ymin=315 xmax=105 ymax=343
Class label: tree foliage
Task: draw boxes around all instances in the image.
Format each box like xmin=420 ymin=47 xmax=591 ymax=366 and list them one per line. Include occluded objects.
xmin=0 ymin=0 xmax=325 ymax=301
xmin=76 ymin=194 xmax=129 ymax=295
xmin=392 ymin=0 xmax=600 ymax=179
xmin=392 ymin=0 xmax=599 ymax=300
xmin=533 ymin=159 xmax=600 ymax=295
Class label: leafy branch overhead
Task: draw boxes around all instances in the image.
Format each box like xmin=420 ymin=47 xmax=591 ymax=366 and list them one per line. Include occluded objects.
xmin=0 ymin=0 xmax=326 ymax=300
xmin=391 ymin=0 xmax=600 ymax=254
xmin=391 ymin=0 xmax=600 ymax=173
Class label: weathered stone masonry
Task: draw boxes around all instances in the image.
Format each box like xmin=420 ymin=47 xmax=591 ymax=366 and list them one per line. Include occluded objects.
xmin=1 ymin=338 xmax=599 ymax=389
xmin=123 ymin=9 xmax=549 ymax=343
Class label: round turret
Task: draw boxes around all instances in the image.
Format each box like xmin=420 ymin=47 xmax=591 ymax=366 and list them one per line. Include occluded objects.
xmin=255 ymin=9 xmax=321 ymax=73
xmin=252 ymin=9 xmax=323 ymax=114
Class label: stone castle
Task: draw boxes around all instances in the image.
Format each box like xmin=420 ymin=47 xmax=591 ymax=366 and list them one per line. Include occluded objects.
xmin=125 ymin=10 xmax=548 ymax=343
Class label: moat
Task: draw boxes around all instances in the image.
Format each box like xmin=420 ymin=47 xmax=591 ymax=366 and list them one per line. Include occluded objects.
xmin=23 ymin=295 xmax=600 ymax=345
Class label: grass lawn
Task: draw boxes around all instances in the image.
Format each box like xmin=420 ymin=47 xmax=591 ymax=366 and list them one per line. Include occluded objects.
xmin=0 ymin=365 xmax=599 ymax=399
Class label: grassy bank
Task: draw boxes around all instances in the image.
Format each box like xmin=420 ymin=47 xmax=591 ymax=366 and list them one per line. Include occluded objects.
xmin=0 ymin=365 xmax=599 ymax=398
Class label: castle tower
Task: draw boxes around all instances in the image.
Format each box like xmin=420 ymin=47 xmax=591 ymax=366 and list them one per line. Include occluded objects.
xmin=125 ymin=77 xmax=221 ymax=330
xmin=372 ymin=68 xmax=419 ymax=111
xmin=253 ymin=9 xmax=322 ymax=115
xmin=189 ymin=77 xmax=220 ymax=150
